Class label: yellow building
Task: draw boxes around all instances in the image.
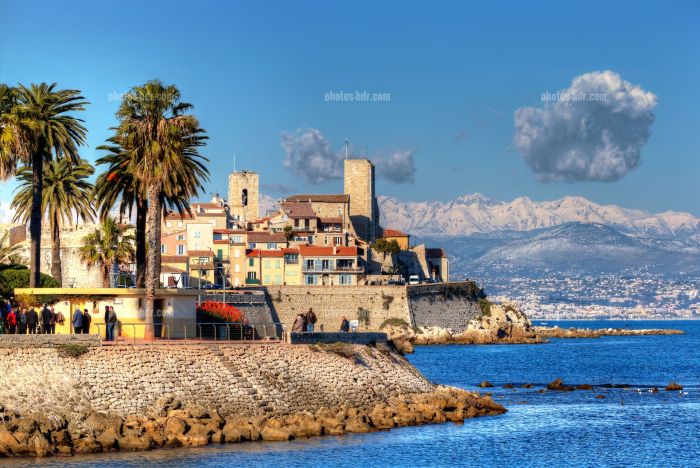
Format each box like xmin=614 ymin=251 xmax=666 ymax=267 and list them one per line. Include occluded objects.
xmin=245 ymin=248 xmax=301 ymax=285
xmin=382 ymin=229 xmax=410 ymax=250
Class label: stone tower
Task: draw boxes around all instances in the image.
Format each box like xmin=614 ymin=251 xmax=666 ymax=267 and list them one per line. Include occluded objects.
xmin=228 ymin=170 xmax=259 ymax=223
xmin=344 ymin=159 xmax=379 ymax=241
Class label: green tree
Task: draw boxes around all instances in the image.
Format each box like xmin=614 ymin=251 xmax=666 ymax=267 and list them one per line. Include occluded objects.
xmin=0 ymin=231 xmax=24 ymax=265
xmin=11 ymin=158 xmax=95 ymax=285
xmin=283 ymin=224 xmax=294 ymax=241
xmin=79 ymin=217 xmax=135 ymax=288
xmin=94 ymin=134 xmax=206 ymax=288
xmin=0 ymin=83 xmax=88 ymax=287
xmin=111 ymin=80 xmax=208 ymax=339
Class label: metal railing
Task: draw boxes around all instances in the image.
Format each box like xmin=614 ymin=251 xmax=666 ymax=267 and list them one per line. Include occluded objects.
xmin=94 ymin=321 xmax=284 ymax=345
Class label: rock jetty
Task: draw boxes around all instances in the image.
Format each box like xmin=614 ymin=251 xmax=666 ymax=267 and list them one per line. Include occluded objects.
xmin=534 ymin=326 xmax=684 ymax=339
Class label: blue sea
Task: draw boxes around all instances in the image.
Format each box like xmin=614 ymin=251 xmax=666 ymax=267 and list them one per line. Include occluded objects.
xmin=14 ymin=320 xmax=700 ymax=467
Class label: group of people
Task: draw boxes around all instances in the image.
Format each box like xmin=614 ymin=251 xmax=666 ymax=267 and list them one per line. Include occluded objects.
xmin=0 ymin=299 xmax=118 ymax=340
xmin=291 ymin=308 xmax=351 ymax=333
xmin=292 ymin=308 xmax=318 ymax=333
xmin=1 ymin=300 xmax=66 ymax=335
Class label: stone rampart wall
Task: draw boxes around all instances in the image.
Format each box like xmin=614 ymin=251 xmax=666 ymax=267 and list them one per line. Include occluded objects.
xmin=0 ymin=343 xmax=433 ymax=419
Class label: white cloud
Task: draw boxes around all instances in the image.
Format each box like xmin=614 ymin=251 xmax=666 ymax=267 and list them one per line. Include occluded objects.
xmin=280 ymin=127 xmax=416 ymax=184
xmin=514 ymin=70 xmax=657 ymax=182
xmin=0 ymin=201 xmax=15 ymax=224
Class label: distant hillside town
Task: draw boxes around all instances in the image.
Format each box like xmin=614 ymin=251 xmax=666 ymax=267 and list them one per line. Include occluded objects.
xmin=1 ymin=159 xmax=448 ymax=289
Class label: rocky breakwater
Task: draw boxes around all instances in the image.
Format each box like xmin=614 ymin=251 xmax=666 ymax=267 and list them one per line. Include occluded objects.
xmin=382 ymin=302 xmax=542 ymax=349
xmin=534 ymin=326 xmax=685 ymax=339
xmin=0 ymin=341 xmax=504 ymax=458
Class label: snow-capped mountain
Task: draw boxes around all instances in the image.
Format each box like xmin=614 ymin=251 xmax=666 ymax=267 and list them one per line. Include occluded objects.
xmin=379 ymin=193 xmax=700 ymax=239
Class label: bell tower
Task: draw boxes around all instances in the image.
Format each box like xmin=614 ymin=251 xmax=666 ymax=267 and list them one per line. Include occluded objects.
xmin=228 ymin=170 xmax=259 ymax=223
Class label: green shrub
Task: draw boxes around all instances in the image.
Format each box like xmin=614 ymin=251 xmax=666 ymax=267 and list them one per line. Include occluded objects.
xmin=479 ymin=298 xmax=493 ymax=316
xmin=379 ymin=317 xmax=410 ymax=329
xmin=0 ymin=268 xmax=60 ymax=300
xmin=55 ymin=343 xmax=89 ymax=358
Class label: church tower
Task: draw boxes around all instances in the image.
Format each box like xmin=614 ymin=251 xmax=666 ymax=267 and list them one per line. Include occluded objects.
xmin=343 ymin=159 xmax=379 ymax=241
xmin=228 ymin=170 xmax=259 ymax=223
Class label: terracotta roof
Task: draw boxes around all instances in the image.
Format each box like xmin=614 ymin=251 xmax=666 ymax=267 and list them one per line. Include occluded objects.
xmin=247 ymin=232 xmax=287 ymax=243
xmin=298 ymin=245 xmax=358 ymax=257
xmin=281 ymin=201 xmax=317 ymax=219
xmin=319 ymin=217 xmax=343 ymax=224
xmin=383 ymin=229 xmax=409 ymax=238
xmin=188 ymin=250 xmax=215 ymax=257
xmin=282 ymin=248 xmax=300 ymax=254
xmin=161 ymin=265 xmax=186 ymax=274
xmin=426 ymin=248 xmax=447 ymax=258
xmin=286 ymin=194 xmax=349 ymax=203
xmin=193 ymin=202 xmax=224 ymax=209
xmin=246 ymin=249 xmax=284 ymax=258
xmin=213 ymin=228 xmax=246 ymax=234
xmin=161 ymin=255 xmax=189 ymax=263
xmin=165 ymin=212 xmax=194 ymax=220
xmin=252 ymin=217 xmax=271 ymax=224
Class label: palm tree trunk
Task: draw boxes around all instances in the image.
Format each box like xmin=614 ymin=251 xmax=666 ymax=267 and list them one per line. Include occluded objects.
xmin=29 ymin=151 xmax=44 ymax=288
xmin=50 ymin=213 xmax=63 ymax=286
xmin=144 ymin=183 xmax=163 ymax=340
xmin=135 ymin=195 xmax=147 ymax=288
xmin=102 ymin=263 xmax=110 ymax=288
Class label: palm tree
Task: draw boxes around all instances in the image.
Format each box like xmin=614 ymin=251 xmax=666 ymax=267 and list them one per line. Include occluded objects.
xmin=80 ymin=217 xmax=135 ymax=288
xmin=110 ymin=80 xmax=207 ymax=339
xmin=0 ymin=231 xmax=24 ymax=265
xmin=11 ymin=158 xmax=95 ymax=285
xmin=0 ymin=83 xmax=88 ymax=287
xmin=94 ymin=134 xmax=206 ymax=288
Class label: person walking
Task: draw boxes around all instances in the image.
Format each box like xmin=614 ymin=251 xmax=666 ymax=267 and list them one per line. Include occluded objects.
xmin=103 ymin=305 xmax=110 ymax=340
xmin=26 ymin=307 xmax=39 ymax=334
xmin=305 ymin=308 xmax=317 ymax=333
xmin=292 ymin=313 xmax=305 ymax=333
xmin=72 ymin=308 xmax=83 ymax=334
xmin=340 ymin=316 xmax=350 ymax=332
xmin=6 ymin=308 xmax=17 ymax=334
xmin=82 ymin=309 xmax=91 ymax=334
xmin=18 ymin=307 xmax=27 ymax=334
xmin=48 ymin=307 xmax=58 ymax=334
xmin=105 ymin=306 xmax=118 ymax=342
xmin=54 ymin=308 xmax=65 ymax=331
xmin=41 ymin=304 xmax=52 ymax=335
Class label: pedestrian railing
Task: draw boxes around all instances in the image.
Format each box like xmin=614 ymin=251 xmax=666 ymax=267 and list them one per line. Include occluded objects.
xmin=94 ymin=321 xmax=285 ymax=345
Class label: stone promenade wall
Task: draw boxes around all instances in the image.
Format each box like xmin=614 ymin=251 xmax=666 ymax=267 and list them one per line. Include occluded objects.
xmin=263 ymin=282 xmax=483 ymax=333
xmin=0 ymin=343 xmax=433 ymax=419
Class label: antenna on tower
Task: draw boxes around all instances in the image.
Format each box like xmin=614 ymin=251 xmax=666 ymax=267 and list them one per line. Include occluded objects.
xmin=345 ymin=138 xmax=349 ymax=160
xmin=233 ymin=153 xmax=237 ymax=172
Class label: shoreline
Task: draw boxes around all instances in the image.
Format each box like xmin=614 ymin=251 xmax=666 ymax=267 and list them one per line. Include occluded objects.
xmin=0 ymin=387 xmax=504 ymax=458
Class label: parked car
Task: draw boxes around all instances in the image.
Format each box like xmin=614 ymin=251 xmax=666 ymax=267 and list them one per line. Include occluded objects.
xmin=408 ymin=275 xmax=420 ymax=285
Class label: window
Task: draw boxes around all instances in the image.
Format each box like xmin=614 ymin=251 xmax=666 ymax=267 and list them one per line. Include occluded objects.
xmin=177 ymin=245 xmax=185 ymax=255
xmin=335 ymin=236 xmax=342 ymax=245
xmin=242 ymin=189 xmax=248 ymax=206
xmin=324 ymin=237 xmax=328 ymax=245
xmin=263 ymin=274 xmax=270 ymax=284
xmin=249 ymin=242 xmax=256 ymax=249
xmin=267 ymin=242 xmax=276 ymax=249
xmin=285 ymin=254 xmax=298 ymax=264
xmin=306 ymin=259 xmax=314 ymax=270
xmin=199 ymin=256 xmax=208 ymax=264
xmin=248 ymin=258 xmax=254 ymax=267
xmin=234 ymin=264 xmax=240 ymax=273
xmin=305 ymin=275 xmax=316 ymax=285
xmin=274 ymin=259 xmax=281 ymax=269
xmin=166 ymin=221 xmax=172 ymax=227
xmin=194 ymin=231 xmax=201 ymax=239
xmin=161 ymin=244 xmax=167 ymax=254
xmin=234 ymin=249 xmax=240 ymax=258
xmin=231 ymin=235 xmax=242 ymax=244
xmin=274 ymin=275 xmax=282 ymax=284
xmin=177 ymin=221 xmax=183 ymax=227
xmin=285 ymin=269 xmax=296 ymax=276
xmin=340 ymin=274 xmax=352 ymax=285
xmin=294 ymin=219 xmax=299 ymax=228
xmin=264 ymin=259 xmax=271 ymax=269
xmin=217 ymin=249 xmax=223 ymax=260
xmin=177 ymin=234 xmax=185 ymax=241
xmin=247 ymin=272 xmax=257 ymax=280
xmin=322 ymin=259 xmax=330 ymax=270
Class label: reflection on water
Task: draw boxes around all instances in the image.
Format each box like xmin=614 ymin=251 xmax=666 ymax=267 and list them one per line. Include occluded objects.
xmin=5 ymin=321 xmax=698 ymax=467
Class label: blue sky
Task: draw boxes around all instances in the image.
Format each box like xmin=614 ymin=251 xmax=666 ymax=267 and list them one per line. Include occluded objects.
xmin=1 ymin=0 xmax=699 ymax=215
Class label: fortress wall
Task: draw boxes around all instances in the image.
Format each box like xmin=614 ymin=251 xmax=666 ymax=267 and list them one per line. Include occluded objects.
xmin=0 ymin=343 xmax=432 ymax=419
xmin=263 ymin=285 xmax=412 ymax=331
xmin=262 ymin=282 xmax=483 ymax=332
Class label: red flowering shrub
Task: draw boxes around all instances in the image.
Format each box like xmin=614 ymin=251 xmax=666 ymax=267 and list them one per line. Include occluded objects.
xmin=199 ymin=301 xmax=246 ymax=323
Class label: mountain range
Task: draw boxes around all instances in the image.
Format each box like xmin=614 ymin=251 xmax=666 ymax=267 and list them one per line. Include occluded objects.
xmin=379 ymin=194 xmax=700 ymax=277
xmin=378 ymin=193 xmax=700 ymax=240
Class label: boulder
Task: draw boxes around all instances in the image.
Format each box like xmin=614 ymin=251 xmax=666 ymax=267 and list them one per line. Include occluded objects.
xmin=547 ymin=378 xmax=574 ymax=391
xmin=73 ymin=436 xmax=102 ymax=454
xmin=95 ymin=427 xmax=119 ymax=451
xmin=118 ymin=433 xmax=153 ymax=451
xmin=665 ymin=382 xmax=683 ymax=391
xmin=260 ymin=425 xmax=292 ymax=441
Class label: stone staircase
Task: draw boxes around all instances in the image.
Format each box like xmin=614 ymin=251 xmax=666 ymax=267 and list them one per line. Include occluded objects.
xmin=209 ymin=345 xmax=273 ymax=413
